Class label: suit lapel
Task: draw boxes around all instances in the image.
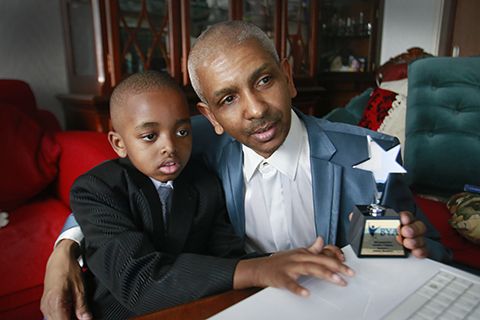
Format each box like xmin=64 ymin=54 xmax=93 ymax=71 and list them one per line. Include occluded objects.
xmin=300 ymin=113 xmax=342 ymax=245
xmin=219 ymin=139 xmax=245 ymax=237
xmin=118 ymin=158 xmax=165 ymax=249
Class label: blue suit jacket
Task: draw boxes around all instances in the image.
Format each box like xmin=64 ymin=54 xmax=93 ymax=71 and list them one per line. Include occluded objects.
xmin=191 ymin=110 xmax=451 ymax=262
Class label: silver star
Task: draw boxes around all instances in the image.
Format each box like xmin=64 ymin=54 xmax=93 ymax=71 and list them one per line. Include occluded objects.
xmin=353 ymin=135 xmax=406 ymax=183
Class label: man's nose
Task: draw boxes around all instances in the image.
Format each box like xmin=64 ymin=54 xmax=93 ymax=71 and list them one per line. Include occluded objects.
xmin=243 ymin=92 xmax=268 ymax=119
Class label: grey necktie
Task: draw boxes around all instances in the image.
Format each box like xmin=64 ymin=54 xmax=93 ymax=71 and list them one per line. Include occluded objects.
xmin=157 ymin=185 xmax=173 ymax=230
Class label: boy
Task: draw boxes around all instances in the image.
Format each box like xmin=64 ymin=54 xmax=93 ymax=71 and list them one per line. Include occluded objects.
xmin=71 ymin=71 xmax=353 ymax=319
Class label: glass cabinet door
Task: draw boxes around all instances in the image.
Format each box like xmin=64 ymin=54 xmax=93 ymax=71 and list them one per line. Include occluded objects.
xmin=318 ymin=0 xmax=379 ymax=73
xmin=62 ymin=0 xmax=109 ymax=95
xmin=107 ymin=0 xmax=181 ymax=86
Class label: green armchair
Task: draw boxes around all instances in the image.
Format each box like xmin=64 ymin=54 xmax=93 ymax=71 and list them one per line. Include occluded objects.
xmin=404 ymin=56 xmax=480 ymax=196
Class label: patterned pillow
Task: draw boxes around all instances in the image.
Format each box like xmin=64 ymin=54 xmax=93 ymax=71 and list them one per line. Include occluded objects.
xmin=358 ymin=88 xmax=398 ymax=131
xmin=447 ymin=192 xmax=480 ymax=245
xmin=378 ymin=93 xmax=407 ymax=158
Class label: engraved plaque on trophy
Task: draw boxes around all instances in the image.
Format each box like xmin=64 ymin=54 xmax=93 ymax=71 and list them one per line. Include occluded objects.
xmin=348 ymin=204 xmax=406 ymax=257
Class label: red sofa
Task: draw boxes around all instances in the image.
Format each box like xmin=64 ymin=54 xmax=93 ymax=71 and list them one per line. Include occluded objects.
xmin=0 ymin=80 xmax=116 ymax=320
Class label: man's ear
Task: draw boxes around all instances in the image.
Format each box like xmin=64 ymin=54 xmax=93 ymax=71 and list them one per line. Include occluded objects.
xmin=280 ymin=58 xmax=297 ymax=98
xmin=108 ymin=131 xmax=127 ymax=158
xmin=196 ymin=102 xmax=225 ymax=135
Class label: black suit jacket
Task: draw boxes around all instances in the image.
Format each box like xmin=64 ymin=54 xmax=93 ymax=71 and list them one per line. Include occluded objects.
xmin=71 ymin=158 xmax=245 ymax=319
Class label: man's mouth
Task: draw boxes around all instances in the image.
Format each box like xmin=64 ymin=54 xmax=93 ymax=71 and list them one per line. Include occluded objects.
xmin=251 ymin=123 xmax=277 ymax=142
xmin=159 ymin=161 xmax=180 ymax=175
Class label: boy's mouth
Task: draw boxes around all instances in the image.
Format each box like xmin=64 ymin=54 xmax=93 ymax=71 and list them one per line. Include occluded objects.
xmin=159 ymin=161 xmax=180 ymax=175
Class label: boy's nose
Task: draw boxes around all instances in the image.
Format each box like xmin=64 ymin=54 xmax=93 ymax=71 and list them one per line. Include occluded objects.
xmin=160 ymin=135 xmax=175 ymax=154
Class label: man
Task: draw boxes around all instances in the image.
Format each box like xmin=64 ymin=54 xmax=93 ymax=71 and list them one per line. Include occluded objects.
xmin=41 ymin=21 xmax=449 ymax=320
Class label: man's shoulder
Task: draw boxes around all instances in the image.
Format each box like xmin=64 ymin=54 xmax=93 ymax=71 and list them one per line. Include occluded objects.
xmin=301 ymin=113 xmax=397 ymax=143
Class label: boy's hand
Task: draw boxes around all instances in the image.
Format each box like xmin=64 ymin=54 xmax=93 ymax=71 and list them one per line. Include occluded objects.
xmin=397 ymin=211 xmax=428 ymax=259
xmin=234 ymin=237 xmax=355 ymax=297
xmin=41 ymin=240 xmax=92 ymax=320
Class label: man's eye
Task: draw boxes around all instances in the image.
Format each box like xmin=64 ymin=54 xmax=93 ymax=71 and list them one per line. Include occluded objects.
xmin=258 ymin=76 xmax=271 ymax=86
xmin=142 ymin=133 xmax=156 ymax=142
xmin=177 ymin=129 xmax=190 ymax=137
xmin=221 ymin=95 xmax=235 ymax=106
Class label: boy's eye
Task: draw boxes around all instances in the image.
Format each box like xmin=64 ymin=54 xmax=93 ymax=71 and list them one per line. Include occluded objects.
xmin=142 ymin=133 xmax=156 ymax=142
xmin=177 ymin=129 xmax=190 ymax=137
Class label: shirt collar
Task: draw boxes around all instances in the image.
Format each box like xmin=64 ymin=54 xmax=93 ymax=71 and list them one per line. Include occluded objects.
xmin=243 ymin=110 xmax=306 ymax=181
xmin=149 ymin=177 xmax=174 ymax=190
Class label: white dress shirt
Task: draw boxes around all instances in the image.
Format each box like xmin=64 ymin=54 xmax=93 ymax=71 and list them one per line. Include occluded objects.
xmin=243 ymin=110 xmax=316 ymax=253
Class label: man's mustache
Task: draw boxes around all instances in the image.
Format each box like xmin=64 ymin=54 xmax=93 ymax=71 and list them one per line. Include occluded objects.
xmin=244 ymin=113 xmax=281 ymax=135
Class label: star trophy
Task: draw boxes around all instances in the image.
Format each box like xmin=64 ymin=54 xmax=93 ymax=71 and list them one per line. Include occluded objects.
xmin=348 ymin=136 xmax=408 ymax=258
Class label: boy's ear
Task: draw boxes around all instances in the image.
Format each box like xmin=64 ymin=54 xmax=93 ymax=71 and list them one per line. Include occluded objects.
xmin=280 ymin=58 xmax=297 ymax=98
xmin=108 ymin=131 xmax=127 ymax=158
xmin=196 ymin=102 xmax=225 ymax=135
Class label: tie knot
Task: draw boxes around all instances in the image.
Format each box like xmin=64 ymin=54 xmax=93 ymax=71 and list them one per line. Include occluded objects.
xmin=158 ymin=185 xmax=173 ymax=204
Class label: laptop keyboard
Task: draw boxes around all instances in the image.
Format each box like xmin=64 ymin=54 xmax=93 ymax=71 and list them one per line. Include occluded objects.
xmin=383 ymin=270 xmax=480 ymax=320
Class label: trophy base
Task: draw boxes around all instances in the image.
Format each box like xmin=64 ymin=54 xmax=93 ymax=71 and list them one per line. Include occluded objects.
xmin=349 ymin=205 xmax=407 ymax=258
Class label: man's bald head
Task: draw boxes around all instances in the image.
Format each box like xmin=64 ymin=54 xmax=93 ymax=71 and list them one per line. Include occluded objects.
xmin=110 ymin=71 xmax=182 ymax=131
xmin=187 ymin=21 xmax=279 ymax=103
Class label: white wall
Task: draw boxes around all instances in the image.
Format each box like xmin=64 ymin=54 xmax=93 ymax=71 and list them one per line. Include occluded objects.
xmin=380 ymin=0 xmax=444 ymax=64
xmin=0 ymin=0 xmax=68 ymax=128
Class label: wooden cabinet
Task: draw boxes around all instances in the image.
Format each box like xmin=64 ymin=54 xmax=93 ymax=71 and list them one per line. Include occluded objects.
xmin=60 ymin=0 xmax=383 ymax=131
xmin=315 ymin=0 xmax=382 ymax=115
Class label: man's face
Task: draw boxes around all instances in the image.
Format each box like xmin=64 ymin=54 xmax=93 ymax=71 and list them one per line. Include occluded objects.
xmin=109 ymin=88 xmax=192 ymax=182
xmin=195 ymin=39 xmax=297 ymax=158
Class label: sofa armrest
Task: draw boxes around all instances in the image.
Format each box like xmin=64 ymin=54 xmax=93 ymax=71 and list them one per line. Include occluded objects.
xmin=54 ymin=131 xmax=117 ymax=207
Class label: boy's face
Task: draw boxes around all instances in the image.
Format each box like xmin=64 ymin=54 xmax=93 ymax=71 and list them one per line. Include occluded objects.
xmin=109 ymin=87 xmax=192 ymax=182
xmin=195 ymin=39 xmax=297 ymax=159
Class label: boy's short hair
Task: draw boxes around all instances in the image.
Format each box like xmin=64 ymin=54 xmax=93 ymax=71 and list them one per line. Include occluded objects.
xmin=109 ymin=71 xmax=185 ymax=130
xmin=110 ymin=71 xmax=180 ymax=111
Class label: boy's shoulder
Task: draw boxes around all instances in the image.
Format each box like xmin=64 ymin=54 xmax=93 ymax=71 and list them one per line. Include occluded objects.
xmin=84 ymin=158 xmax=126 ymax=178
xmin=73 ymin=159 xmax=130 ymax=190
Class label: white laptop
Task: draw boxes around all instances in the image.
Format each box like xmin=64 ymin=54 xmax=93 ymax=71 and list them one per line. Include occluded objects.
xmin=210 ymin=245 xmax=480 ymax=320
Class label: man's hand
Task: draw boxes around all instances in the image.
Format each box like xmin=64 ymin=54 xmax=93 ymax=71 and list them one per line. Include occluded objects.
xmin=41 ymin=240 xmax=92 ymax=320
xmin=397 ymin=211 xmax=428 ymax=259
xmin=234 ymin=237 xmax=355 ymax=297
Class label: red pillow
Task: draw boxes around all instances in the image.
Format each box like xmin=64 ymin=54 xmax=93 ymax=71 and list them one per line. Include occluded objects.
xmin=358 ymin=88 xmax=398 ymax=131
xmin=0 ymin=104 xmax=61 ymax=210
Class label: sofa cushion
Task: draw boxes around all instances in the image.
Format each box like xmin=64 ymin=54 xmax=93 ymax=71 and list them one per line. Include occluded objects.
xmin=0 ymin=80 xmax=37 ymax=116
xmin=358 ymin=87 xmax=398 ymax=131
xmin=0 ymin=199 xmax=70 ymax=316
xmin=0 ymin=104 xmax=61 ymax=210
xmin=405 ymin=57 xmax=480 ymax=196
xmin=54 ymin=131 xmax=117 ymax=207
